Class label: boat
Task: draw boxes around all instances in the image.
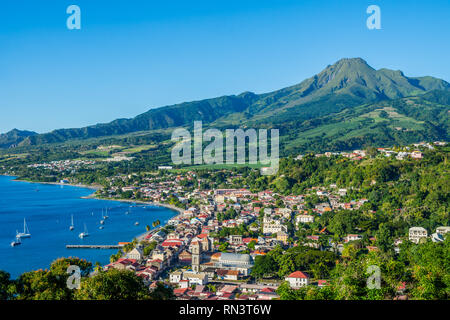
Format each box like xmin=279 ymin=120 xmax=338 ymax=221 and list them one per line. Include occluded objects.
xmin=79 ymin=223 xmax=89 ymax=238
xmin=135 ymin=221 xmax=139 ymax=226
xmin=16 ymin=218 xmax=31 ymax=238
xmin=99 ymin=226 xmax=104 ymax=230
xmin=11 ymin=236 xmax=21 ymax=247
xmin=103 ymin=208 xmax=109 ymax=219
xmin=69 ymin=214 xmax=75 ymax=231
xmin=100 ymin=210 xmax=105 ymax=225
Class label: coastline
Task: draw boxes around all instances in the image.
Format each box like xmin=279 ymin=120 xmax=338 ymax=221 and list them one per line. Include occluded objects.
xmin=11 ymin=177 xmax=101 ymax=191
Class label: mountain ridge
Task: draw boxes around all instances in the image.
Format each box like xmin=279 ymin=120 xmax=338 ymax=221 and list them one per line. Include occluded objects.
xmin=3 ymin=57 xmax=450 ymax=150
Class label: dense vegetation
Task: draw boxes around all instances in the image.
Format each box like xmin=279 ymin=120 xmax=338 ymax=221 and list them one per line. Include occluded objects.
xmin=0 ymin=257 xmax=173 ymax=300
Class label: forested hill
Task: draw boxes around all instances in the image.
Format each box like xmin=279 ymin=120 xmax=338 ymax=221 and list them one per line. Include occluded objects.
xmin=5 ymin=58 xmax=450 ymax=152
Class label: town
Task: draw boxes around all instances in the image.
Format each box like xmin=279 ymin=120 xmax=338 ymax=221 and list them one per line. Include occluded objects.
xmin=24 ymin=140 xmax=442 ymax=300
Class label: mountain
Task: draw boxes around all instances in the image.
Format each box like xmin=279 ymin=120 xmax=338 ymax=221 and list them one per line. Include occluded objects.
xmin=13 ymin=58 xmax=450 ymax=152
xmin=0 ymin=129 xmax=37 ymax=148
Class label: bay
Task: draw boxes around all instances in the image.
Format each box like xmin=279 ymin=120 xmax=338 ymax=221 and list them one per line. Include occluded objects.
xmin=0 ymin=175 xmax=177 ymax=279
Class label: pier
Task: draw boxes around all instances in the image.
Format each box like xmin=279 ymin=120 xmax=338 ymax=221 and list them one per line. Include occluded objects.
xmin=66 ymin=244 xmax=123 ymax=249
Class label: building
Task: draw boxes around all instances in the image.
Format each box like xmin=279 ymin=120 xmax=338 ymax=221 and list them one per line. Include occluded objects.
xmin=183 ymin=272 xmax=209 ymax=285
xmin=214 ymin=252 xmax=254 ymax=276
xmin=296 ymin=214 xmax=314 ymax=224
xmin=285 ymin=271 xmax=310 ymax=289
xmin=229 ymin=235 xmax=243 ymax=246
xmin=126 ymin=247 xmax=144 ymax=262
xmin=276 ymin=231 xmax=288 ymax=245
xmin=170 ymin=270 xmax=183 ymax=284
xmin=263 ymin=217 xmax=287 ymax=234
xmin=436 ymin=226 xmax=450 ymax=236
xmin=191 ymin=240 xmax=202 ymax=273
xmin=409 ymin=227 xmax=428 ymax=244
xmin=344 ymin=234 xmax=362 ymax=243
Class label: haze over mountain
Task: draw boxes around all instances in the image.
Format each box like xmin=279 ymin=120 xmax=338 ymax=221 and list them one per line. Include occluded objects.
xmin=3 ymin=58 xmax=449 ymax=152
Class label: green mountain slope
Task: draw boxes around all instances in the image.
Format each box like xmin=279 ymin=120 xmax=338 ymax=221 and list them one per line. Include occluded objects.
xmin=6 ymin=58 xmax=450 ymax=153
xmin=0 ymin=129 xmax=37 ymax=148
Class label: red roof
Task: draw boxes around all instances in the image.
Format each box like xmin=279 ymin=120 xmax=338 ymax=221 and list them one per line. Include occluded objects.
xmin=287 ymin=271 xmax=309 ymax=279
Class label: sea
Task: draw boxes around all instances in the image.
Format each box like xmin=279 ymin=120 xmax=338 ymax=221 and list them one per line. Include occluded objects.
xmin=0 ymin=175 xmax=177 ymax=279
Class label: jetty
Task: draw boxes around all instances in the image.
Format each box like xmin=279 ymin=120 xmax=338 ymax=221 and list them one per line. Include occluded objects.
xmin=66 ymin=244 xmax=123 ymax=249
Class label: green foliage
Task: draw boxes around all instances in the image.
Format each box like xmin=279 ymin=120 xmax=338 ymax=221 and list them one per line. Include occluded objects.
xmin=74 ymin=269 xmax=150 ymax=300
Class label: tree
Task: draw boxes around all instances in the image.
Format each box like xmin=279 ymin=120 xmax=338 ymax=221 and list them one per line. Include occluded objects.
xmin=74 ymin=269 xmax=150 ymax=300
xmin=15 ymin=257 xmax=92 ymax=300
xmin=251 ymin=255 xmax=277 ymax=278
xmin=0 ymin=271 xmax=14 ymax=300
xmin=149 ymin=282 xmax=175 ymax=300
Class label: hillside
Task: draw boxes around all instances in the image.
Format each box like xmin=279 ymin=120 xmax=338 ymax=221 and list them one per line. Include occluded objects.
xmin=5 ymin=57 xmax=450 ymax=153
xmin=0 ymin=129 xmax=37 ymax=149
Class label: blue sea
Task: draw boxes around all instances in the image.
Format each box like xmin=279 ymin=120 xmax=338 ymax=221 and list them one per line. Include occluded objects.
xmin=0 ymin=175 xmax=177 ymax=279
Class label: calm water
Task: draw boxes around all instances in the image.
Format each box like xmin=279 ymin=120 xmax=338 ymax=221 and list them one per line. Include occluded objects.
xmin=0 ymin=175 xmax=177 ymax=278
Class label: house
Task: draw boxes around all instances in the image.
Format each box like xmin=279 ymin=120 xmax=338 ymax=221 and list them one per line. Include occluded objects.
xmin=317 ymin=280 xmax=328 ymax=288
xmin=410 ymin=151 xmax=423 ymax=159
xmin=169 ymin=270 xmax=183 ymax=284
xmin=276 ymin=231 xmax=288 ymax=245
xmin=436 ymin=226 xmax=450 ymax=236
xmin=285 ymin=271 xmax=310 ymax=289
xmin=216 ymin=269 xmax=239 ymax=281
xmin=409 ymin=227 xmax=428 ymax=244
xmin=344 ymin=234 xmax=362 ymax=243
xmin=229 ymin=235 xmax=243 ymax=246
xmin=183 ymin=272 xmax=209 ymax=286
xmin=296 ymin=214 xmax=314 ymax=224
xmin=126 ymin=247 xmax=144 ymax=261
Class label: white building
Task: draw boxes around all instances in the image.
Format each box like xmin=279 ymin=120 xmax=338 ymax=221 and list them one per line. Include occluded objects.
xmin=263 ymin=217 xmax=287 ymax=234
xmin=169 ymin=270 xmax=183 ymax=284
xmin=409 ymin=227 xmax=428 ymax=244
xmin=127 ymin=247 xmax=144 ymax=261
xmin=285 ymin=271 xmax=310 ymax=289
xmin=296 ymin=214 xmax=314 ymax=224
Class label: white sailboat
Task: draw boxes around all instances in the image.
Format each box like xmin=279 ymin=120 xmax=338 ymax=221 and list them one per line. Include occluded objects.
xmin=16 ymin=218 xmax=31 ymax=238
xmin=103 ymin=207 xmax=109 ymax=219
xmin=79 ymin=223 xmax=89 ymax=238
xmin=70 ymin=214 xmax=75 ymax=231
xmin=100 ymin=210 xmax=105 ymax=225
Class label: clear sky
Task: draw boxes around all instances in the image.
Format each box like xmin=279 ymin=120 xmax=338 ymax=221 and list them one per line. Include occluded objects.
xmin=1 ymin=0 xmax=449 ymax=133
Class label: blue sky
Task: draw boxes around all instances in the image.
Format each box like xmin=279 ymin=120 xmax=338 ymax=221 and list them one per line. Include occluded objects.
xmin=1 ymin=0 xmax=449 ymax=133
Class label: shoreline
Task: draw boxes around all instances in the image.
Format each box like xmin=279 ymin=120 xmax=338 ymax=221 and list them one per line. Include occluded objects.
xmin=10 ymin=177 xmax=101 ymax=191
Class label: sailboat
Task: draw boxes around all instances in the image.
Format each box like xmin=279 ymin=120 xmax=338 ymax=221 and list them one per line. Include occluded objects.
xmin=100 ymin=210 xmax=105 ymax=225
xmin=70 ymin=214 xmax=75 ymax=231
xmin=16 ymin=218 xmax=31 ymax=238
xmin=103 ymin=208 xmax=109 ymax=219
xmin=11 ymin=236 xmax=21 ymax=247
xmin=79 ymin=223 xmax=89 ymax=238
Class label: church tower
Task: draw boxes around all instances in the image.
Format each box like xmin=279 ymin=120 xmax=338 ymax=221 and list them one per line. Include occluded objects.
xmin=191 ymin=240 xmax=202 ymax=273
